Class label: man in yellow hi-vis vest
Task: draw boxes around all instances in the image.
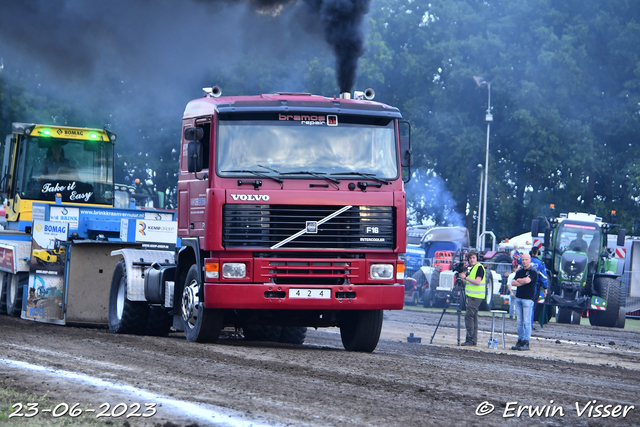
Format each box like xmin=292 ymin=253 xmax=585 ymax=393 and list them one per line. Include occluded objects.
xmin=458 ymin=250 xmax=486 ymax=346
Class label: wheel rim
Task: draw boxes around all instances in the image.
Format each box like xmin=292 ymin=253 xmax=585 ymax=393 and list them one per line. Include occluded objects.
xmin=181 ymin=279 xmax=200 ymax=329
xmin=116 ymin=277 xmax=126 ymax=320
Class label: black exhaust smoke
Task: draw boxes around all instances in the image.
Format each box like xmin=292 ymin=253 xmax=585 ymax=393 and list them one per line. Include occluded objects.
xmin=210 ymin=0 xmax=371 ymax=93
xmin=309 ymin=0 xmax=370 ymax=94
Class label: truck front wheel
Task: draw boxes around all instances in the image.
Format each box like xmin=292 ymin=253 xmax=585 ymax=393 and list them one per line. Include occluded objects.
xmin=279 ymin=326 xmax=307 ymax=345
xmin=108 ymin=260 xmax=148 ymax=334
xmin=182 ymin=264 xmax=223 ymax=343
xmin=339 ymin=310 xmax=383 ymax=352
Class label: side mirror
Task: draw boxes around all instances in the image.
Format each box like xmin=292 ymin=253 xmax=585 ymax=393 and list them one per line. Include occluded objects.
xmin=531 ymin=219 xmax=539 ymax=237
xmin=184 ymin=127 xmax=204 ymax=142
xmin=617 ymin=228 xmax=626 ymax=247
xmin=0 ymin=135 xmax=14 ymax=196
xmin=188 ymin=141 xmax=203 ymax=173
xmin=399 ymin=121 xmax=412 ymax=183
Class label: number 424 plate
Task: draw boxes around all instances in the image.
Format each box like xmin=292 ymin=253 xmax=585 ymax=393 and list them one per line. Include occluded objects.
xmin=289 ymin=288 xmax=331 ymax=299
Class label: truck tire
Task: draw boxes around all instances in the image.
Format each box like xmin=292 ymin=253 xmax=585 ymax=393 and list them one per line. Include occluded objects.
xmin=340 ymin=309 xmax=383 ymax=352
xmin=243 ymin=324 xmax=282 ymax=341
xmin=144 ymin=306 xmax=172 ymax=337
xmin=0 ymin=273 xmax=7 ymax=315
xmin=589 ymin=277 xmax=623 ymax=328
xmin=108 ymin=260 xmax=149 ymax=334
xmin=279 ymin=326 xmax=307 ymax=344
xmin=7 ymin=273 xmax=27 ymax=317
xmin=182 ymin=264 xmax=223 ymax=343
xmin=556 ymin=307 xmax=572 ymax=324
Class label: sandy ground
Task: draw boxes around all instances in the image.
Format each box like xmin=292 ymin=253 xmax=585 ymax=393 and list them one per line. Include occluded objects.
xmin=1 ymin=308 xmax=639 ymax=426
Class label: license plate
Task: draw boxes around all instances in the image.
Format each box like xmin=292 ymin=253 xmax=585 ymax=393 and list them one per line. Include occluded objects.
xmin=289 ymin=288 xmax=331 ymax=299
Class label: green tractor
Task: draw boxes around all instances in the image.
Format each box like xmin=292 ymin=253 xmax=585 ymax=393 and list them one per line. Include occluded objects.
xmin=532 ymin=212 xmax=626 ymax=328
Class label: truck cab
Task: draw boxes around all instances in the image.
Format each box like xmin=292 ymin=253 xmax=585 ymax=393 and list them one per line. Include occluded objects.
xmin=167 ymin=89 xmax=412 ymax=351
xmin=1 ymin=123 xmax=116 ymax=230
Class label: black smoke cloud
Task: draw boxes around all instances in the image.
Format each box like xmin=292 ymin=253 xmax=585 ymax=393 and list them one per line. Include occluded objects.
xmin=0 ymin=0 xmax=370 ymax=96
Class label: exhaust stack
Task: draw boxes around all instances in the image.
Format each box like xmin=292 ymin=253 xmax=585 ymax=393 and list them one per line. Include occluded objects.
xmin=203 ymin=85 xmax=222 ymax=98
xmin=340 ymin=92 xmax=351 ymax=100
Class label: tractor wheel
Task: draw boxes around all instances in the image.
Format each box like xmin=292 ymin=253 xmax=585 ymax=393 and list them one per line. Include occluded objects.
xmin=412 ymin=291 xmax=419 ymax=305
xmin=556 ymin=307 xmax=572 ymax=324
xmin=182 ymin=264 xmax=223 ymax=343
xmin=7 ymin=273 xmax=27 ymax=317
xmin=243 ymin=324 xmax=283 ymax=342
xmin=108 ymin=260 xmax=149 ymax=334
xmin=0 ymin=273 xmax=7 ymax=315
xmin=479 ymin=274 xmax=494 ymax=311
xmin=279 ymin=326 xmax=307 ymax=345
xmin=571 ymin=310 xmax=582 ymax=325
xmin=340 ymin=310 xmax=383 ymax=352
xmin=144 ymin=305 xmax=172 ymax=337
xmin=422 ymin=288 xmax=433 ymax=308
xmin=615 ymin=306 xmax=626 ymax=329
xmin=589 ymin=277 xmax=624 ymax=328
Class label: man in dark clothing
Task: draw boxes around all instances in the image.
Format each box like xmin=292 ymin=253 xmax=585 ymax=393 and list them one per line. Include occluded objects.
xmin=569 ymin=232 xmax=588 ymax=252
xmin=510 ymin=253 xmax=538 ymax=351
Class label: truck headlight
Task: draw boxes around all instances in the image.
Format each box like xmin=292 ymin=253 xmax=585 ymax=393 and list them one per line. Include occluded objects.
xmin=370 ymin=264 xmax=394 ymax=280
xmin=222 ymin=263 xmax=246 ymax=279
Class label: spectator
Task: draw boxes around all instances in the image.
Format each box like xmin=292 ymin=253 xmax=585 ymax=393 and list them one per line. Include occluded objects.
xmin=510 ymin=253 xmax=538 ymax=351
xmin=530 ymin=246 xmax=548 ymax=329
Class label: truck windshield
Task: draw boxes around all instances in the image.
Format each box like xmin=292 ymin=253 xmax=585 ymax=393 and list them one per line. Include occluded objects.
xmin=216 ymin=115 xmax=398 ymax=180
xmin=14 ymin=136 xmax=113 ymax=205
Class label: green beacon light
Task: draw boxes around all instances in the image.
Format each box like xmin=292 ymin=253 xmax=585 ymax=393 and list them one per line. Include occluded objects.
xmin=89 ymin=133 xmax=98 ymax=139
xmin=42 ymin=129 xmax=51 ymax=136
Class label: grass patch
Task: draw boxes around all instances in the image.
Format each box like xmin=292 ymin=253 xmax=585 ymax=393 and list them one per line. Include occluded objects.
xmin=403 ymin=306 xmax=640 ymax=329
xmin=0 ymin=387 xmax=114 ymax=427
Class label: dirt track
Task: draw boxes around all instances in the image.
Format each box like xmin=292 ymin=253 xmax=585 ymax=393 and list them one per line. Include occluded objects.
xmin=1 ymin=308 xmax=639 ymax=426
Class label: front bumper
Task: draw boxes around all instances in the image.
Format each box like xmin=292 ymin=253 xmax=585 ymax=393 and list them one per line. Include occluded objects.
xmin=203 ymin=283 xmax=405 ymax=310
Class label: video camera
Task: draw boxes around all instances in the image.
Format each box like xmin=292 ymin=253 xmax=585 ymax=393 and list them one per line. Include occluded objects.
xmin=451 ymin=261 xmax=467 ymax=275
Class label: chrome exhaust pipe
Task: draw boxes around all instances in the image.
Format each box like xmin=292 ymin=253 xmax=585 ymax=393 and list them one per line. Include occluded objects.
xmin=364 ymin=88 xmax=375 ymax=100
xmin=340 ymin=92 xmax=351 ymax=100
xmin=203 ymin=85 xmax=222 ymax=98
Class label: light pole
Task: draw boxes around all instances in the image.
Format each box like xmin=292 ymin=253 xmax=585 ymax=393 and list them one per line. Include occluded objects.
xmin=473 ymin=76 xmax=492 ymax=251
xmin=476 ymin=163 xmax=483 ymax=250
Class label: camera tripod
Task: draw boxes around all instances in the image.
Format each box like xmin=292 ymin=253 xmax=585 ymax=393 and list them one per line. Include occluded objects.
xmin=430 ymin=280 xmax=466 ymax=345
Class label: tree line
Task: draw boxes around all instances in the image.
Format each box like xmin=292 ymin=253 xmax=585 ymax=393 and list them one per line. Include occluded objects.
xmin=1 ymin=0 xmax=639 ymax=242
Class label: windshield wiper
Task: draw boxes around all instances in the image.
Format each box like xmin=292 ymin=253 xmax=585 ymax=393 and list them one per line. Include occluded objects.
xmin=282 ymin=171 xmax=341 ymax=184
xmin=257 ymin=164 xmax=282 ymax=174
xmin=221 ymin=170 xmax=283 ymax=184
xmin=329 ymin=171 xmax=389 ymax=184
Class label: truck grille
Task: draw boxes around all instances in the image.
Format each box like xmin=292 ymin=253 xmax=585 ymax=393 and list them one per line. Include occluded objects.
xmin=223 ymin=204 xmax=395 ymax=250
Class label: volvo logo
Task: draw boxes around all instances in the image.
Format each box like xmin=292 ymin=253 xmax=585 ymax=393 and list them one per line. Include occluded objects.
xmin=230 ymin=194 xmax=270 ymax=202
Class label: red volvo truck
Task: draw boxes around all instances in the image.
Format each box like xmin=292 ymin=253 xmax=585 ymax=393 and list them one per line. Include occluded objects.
xmin=109 ymin=88 xmax=412 ymax=352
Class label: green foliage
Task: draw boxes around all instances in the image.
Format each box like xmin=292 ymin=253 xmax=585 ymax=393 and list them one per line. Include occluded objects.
xmin=2 ymin=0 xmax=640 ymax=241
